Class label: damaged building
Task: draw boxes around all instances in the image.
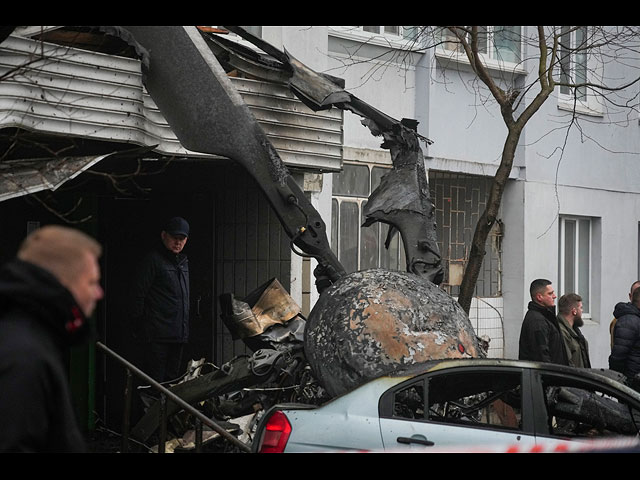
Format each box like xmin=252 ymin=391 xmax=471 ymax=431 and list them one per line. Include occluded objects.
xmin=3 ymin=26 xmax=640 ymax=451
xmin=0 ymin=26 xmax=347 ymax=433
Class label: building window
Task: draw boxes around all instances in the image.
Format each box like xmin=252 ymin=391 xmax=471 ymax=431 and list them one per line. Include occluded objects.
xmin=558 ymin=216 xmax=592 ymax=316
xmin=493 ymin=26 xmax=522 ymax=64
xmin=360 ymin=26 xmax=402 ymax=37
xmin=332 ymin=167 xmax=503 ymax=294
xmin=559 ymin=26 xmax=588 ymax=101
xmin=429 ymin=170 xmax=502 ymax=298
xmin=332 ymin=163 xmax=405 ymax=274
xmin=329 ymin=27 xmax=420 ymax=50
xmin=439 ymin=26 xmax=522 ymax=66
xmin=213 ymin=26 xmax=262 ymax=38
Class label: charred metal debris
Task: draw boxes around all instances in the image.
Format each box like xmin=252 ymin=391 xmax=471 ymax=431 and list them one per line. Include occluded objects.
xmin=111 ymin=26 xmax=479 ymax=451
xmin=204 ymin=26 xmax=444 ymax=288
xmin=127 ymin=276 xmax=478 ymax=452
xmin=128 ymin=278 xmax=329 ymax=452
xmin=126 ymin=278 xmax=640 ymax=452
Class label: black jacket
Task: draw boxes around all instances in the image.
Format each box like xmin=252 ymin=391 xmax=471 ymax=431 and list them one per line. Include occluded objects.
xmin=131 ymin=244 xmax=190 ymax=343
xmin=519 ymin=301 xmax=569 ymax=365
xmin=609 ymin=302 xmax=640 ymax=377
xmin=0 ymin=259 xmax=88 ymax=452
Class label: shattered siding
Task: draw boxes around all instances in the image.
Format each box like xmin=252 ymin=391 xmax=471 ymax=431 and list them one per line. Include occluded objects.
xmin=0 ymin=33 xmax=343 ymax=172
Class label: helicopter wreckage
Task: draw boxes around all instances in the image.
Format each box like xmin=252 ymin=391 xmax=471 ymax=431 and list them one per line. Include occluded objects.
xmin=107 ymin=27 xmax=638 ymax=452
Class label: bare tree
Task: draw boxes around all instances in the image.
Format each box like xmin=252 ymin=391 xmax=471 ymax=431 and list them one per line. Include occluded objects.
xmin=433 ymin=26 xmax=640 ymax=313
xmin=356 ymin=26 xmax=640 ymax=313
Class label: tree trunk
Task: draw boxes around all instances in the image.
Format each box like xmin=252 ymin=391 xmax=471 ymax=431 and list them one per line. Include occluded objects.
xmin=457 ymin=127 xmax=521 ymax=314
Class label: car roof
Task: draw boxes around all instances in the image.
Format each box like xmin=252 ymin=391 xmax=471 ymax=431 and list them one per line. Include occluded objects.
xmin=389 ymin=357 xmax=607 ymax=376
xmin=379 ymin=357 xmax=639 ymax=397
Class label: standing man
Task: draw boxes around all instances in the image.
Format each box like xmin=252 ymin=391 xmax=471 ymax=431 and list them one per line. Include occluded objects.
xmin=131 ymin=216 xmax=190 ymax=384
xmin=0 ymin=225 xmax=104 ymax=452
xmin=556 ymin=293 xmax=591 ymax=368
xmin=518 ymin=279 xmax=569 ymax=365
xmin=609 ymin=286 xmax=640 ymax=379
xmin=610 ymin=280 xmax=640 ymax=348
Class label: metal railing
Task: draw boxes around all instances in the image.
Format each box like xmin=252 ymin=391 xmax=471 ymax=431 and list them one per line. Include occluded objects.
xmin=96 ymin=342 xmax=251 ymax=453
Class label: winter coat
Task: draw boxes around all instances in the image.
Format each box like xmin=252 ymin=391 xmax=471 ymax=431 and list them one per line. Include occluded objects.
xmin=518 ymin=301 xmax=569 ymax=365
xmin=131 ymin=245 xmax=190 ymax=343
xmin=0 ymin=259 xmax=89 ymax=452
xmin=557 ymin=314 xmax=591 ymax=368
xmin=609 ymin=302 xmax=640 ymax=378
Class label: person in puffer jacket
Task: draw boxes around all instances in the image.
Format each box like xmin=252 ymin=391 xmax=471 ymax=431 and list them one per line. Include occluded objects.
xmin=609 ymin=286 xmax=640 ymax=379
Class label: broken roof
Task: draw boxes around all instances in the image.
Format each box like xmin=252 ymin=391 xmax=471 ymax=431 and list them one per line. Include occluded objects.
xmin=0 ymin=26 xmax=344 ymax=202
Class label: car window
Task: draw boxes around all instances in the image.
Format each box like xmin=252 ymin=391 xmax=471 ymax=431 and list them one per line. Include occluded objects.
xmin=426 ymin=371 xmax=523 ymax=431
xmin=393 ymin=381 xmax=425 ymax=419
xmin=540 ymin=374 xmax=640 ymax=438
xmin=391 ymin=370 xmax=523 ymax=431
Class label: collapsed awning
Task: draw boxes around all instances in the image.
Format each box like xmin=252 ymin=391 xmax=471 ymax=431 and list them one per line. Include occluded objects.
xmin=0 ymin=28 xmax=344 ymax=179
xmin=0 ymin=154 xmax=111 ymax=202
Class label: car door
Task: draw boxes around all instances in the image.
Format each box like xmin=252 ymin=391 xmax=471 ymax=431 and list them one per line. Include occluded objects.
xmin=379 ymin=367 xmax=538 ymax=451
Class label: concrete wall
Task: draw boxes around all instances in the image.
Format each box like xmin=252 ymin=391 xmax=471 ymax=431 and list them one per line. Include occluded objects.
xmin=506 ymin=27 xmax=640 ymax=367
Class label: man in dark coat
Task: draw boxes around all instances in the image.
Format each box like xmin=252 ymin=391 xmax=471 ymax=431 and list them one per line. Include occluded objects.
xmin=518 ymin=278 xmax=569 ymax=365
xmin=0 ymin=226 xmax=103 ymax=452
xmin=131 ymin=217 xmax=190 ymax=384
xmin=609 ymin=286 xmax=640 ymax=379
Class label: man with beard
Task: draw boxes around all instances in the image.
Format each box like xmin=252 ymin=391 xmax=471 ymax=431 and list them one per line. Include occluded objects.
xmin=557 ymin=293 xmax=591 ymax=368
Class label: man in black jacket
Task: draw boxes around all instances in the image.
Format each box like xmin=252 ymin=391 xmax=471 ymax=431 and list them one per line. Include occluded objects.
xmin=131 ymin=217 xmax=190 ymax=384
xmin=609 ymin=286 xmax=640 ymax=379
xmin=518 ymin=278 xmax=569 ymax=365
xmin=0 ymin=225 xmax=103 ymax=452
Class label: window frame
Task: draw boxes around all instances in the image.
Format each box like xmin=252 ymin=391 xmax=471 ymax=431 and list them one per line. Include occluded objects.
xmin=558 ymin=215 xmax=592 ymax=318
xmin=556 ymin=26 xmax=604 ymax=116
xmin=558 ymin=26 xmax=588 ymax=101
xmin=435 ymin=26 xmax=526 ymax=74
xmin=379 ymin=366 xmax=532 ymax=434
xmin=328 ymin=26 xmax=418 ymax=51
xmin=360 ymin=26 xmax=403 ymax=38
xmin=331 ymin=162 xmax=405 ymax=273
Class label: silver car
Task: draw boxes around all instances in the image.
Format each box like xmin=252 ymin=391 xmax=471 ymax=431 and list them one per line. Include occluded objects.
xmin=252 ymin=359 xmax=640 ymax=452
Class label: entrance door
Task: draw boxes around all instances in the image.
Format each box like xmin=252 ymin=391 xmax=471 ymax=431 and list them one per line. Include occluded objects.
xmin=98 ymin=189 xmax=214 ymax=429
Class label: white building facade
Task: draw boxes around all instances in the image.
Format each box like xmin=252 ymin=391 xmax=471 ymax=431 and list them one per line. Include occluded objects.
xmin=256 ymin=26 xmax=640 ymax=368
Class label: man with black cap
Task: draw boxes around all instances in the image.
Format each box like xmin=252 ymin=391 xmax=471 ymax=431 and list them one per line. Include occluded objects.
xmin=131 ymin=216 xmax=191 ymax=384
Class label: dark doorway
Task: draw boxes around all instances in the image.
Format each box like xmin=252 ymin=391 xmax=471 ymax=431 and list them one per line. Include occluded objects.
xmin=97 ymin=161 xmax=216 ymax=430
xmin=0 ymin=156 xmax=293 ymax=433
